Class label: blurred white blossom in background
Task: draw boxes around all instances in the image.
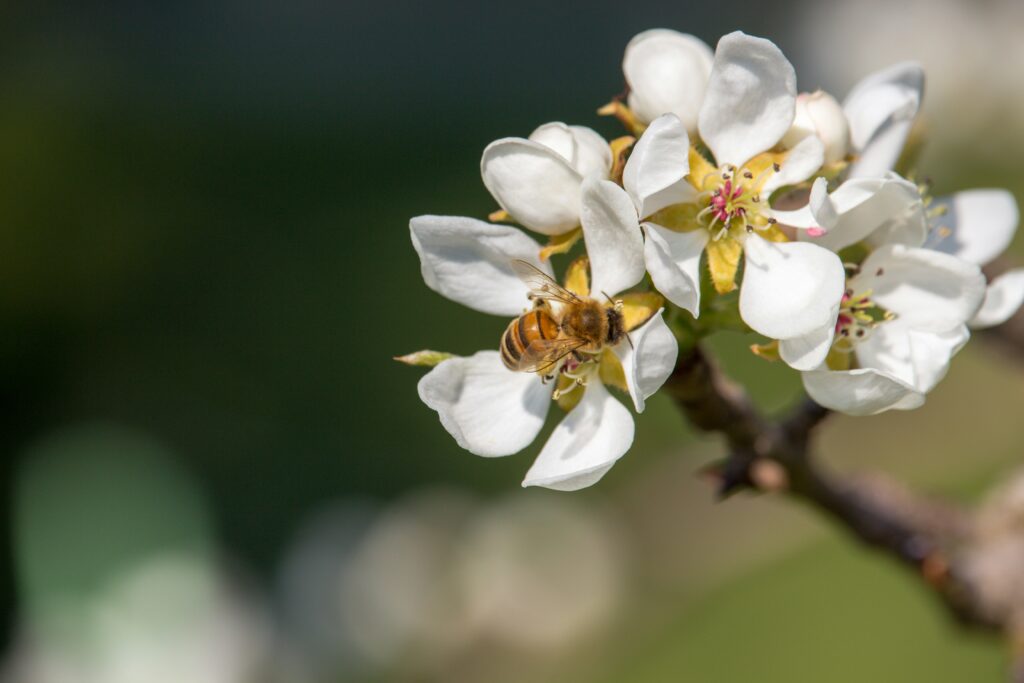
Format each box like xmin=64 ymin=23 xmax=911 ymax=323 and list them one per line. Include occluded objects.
xmin=1 ymin=556 xmax=270 ymax=683
xmin=794 ymin=0 xmax=1024 ymax=161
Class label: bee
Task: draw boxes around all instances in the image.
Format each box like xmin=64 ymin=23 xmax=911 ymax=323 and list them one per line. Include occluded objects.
xmin=500 ymin=260 xmax=628 ymax=375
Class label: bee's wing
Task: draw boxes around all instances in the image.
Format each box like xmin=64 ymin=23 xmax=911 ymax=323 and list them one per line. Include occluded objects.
xmin=516 ymin=337 xmax=587 ymax=374
xmin=511 ymin=260 xmax=581 ymax=305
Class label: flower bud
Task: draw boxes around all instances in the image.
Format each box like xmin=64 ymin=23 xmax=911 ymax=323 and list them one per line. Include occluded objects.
xmin=782 ymin=90 xmax=850 ymax=165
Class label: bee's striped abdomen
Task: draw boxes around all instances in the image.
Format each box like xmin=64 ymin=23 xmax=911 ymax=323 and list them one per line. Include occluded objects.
xmin=500 ymin=307 xmax=559 ymax=371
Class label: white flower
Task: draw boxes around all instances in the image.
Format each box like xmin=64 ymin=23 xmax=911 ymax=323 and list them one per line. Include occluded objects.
xmin=782 ymin=90 xmax=851 ymax=165
xmin=409 ymin=215 xmax=676 ymax=491
xmin=927 ymin=189 xmax=1024 ymax=329
xmin=801 ymin=245 xmax=986 ymax=415
xmin=589 ymin=33 xmax=845 ymax=371
xmin=842 ymin=62 xmax=924 ymax=179
xmin=621 ymin=28 xmax=715 ymax=134
xmin=480 ymin=122 xmax=612 ymax=235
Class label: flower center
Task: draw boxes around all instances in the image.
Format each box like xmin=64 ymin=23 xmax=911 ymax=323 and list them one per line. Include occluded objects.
xmin=833 ymin=287 xmax=894 ymax=351
xmin=551 ymin=353 xmax=599 ymax=400
xmin=695 ymin=164 xmax=778 ymax=241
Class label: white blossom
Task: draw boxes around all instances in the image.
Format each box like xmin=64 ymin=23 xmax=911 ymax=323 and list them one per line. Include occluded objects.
xmin=621 ymin=29 xmax=714 ymax=134
xmin=593 ymin=33 xmax=846 ymax=370
xmin=480 ymin=122 xmax=611 ymax=235
xmin=410 ymin=215 xmax=676 ymax=491
xmin=801 ymin=245 xmax=986 ymax=415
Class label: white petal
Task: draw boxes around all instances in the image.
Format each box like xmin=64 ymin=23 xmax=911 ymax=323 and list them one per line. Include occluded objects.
xmin=760 ymin=135 xmax=824 ymax=196
xmin=781 ymin=175 xmax=926 ymax=252
xmin=854 ymin=320 xmax=967 ymax=397
xmin=698 ymin=31 xmax=796 ymax=167
xmin=579 ymin=178 xmax=646 ymax=297
xmin=854 ymin=323 xmax=915 ymax=387
xmin=523 ymin=381 xmax=634 ymax=491
xmin=568 ymin=125 xmax=614 ymax=179
xmin=855 ymin=245 xmax=986 ymax=332
xmin=528 ymin=122 xmax=577 ymax=162
xmin=623 ymin=29 xmax=714 ymax=132
xmin=410 ymin=215 xmax=554 ymax=315
xmin=843 ymin=62 xmax=924 ymax=178
xmin=739 ymin=234 xmax=845 ymax=340
xmin=418 ymin=351 xmax=551 ymax=457
xmin=782 ymin=90 xmax=850 ymax=165
xmin=622 ymin=113 xmax=695 ymax=217
xmin=481 ymin=138 xmax=583 ymax=235
xmin=528 ymin=123 xmax=612 ymax=180
xmin=768 ymin=177 xmax=830 ymax=230
xmin=613 ymin=310 xmax=678 ymax=413
xmin=906 ymin=326 xmax=969 ymax=394
xmin=779 ymin=324 xmax=836 ymax=371
xmin=929 ymin=189 xmax=1019 ymax=267
xmin=970 ymin=268 xmax=1024 ymax=329
xmin=642 ymin=223 xmax=707 ymax=316
xmin=802 ymin=367 xmax=924 ymax=416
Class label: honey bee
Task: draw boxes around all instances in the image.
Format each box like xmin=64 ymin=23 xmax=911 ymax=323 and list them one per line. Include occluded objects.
xmin=500 ymin=260 xmax=628 ymax=375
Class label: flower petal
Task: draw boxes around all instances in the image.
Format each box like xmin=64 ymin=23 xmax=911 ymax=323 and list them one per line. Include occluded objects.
xmin=853 ymin=323 xmax=914 ymax=386
xmin=622 ymin=113 xmax=695 ymax=218
xmin=418 ymin=351 xmax=551 ymax=457
xmin=843 ymin=62 xmax=924 ymax=178
xmin=779 ymin=175 xmax=926 ymax=251
xmin=410 ymin=215 xmax=554 ymax=315
xmin=481 ymin=138 xmax=583 ymax=235
xmin=759 ymin=134 xmax=825 ymax=196
xmin=907 ymin=326 xmax=969 ymax=394
xmin=779 ymin=324 xmax=836 ymax=371
xmin=528 ymin=122 xmax=576 ymax=162
xmin=739 ymin=234 xmax=845 ymax=340
xmin=698 ymin=32 xmax=797 ymax=167
xmin=623 ymin=29 xmax=714 ymax=133
xmin=612 ymin=310 xmax=678 ymax=413
xmin=970 ymin=268 xmax=1024 ymax=329
xmin=523 ymin=381 xmax=634 ymax=491
xmin=855 ymin=245 xmax=986 ymax=332
xmin=567 ymin=125 xmax=614 ymax=179
xmin=642 ymin=223 xmax=707 ymax=316
xmin=802 ymin=367 xmax=924 ymax=416
xmin=579 ymin=178 xmax=646 ymax=297
xmin=782 ymin=90 xmax=850 ymax=165
xmin=528 ymin=122 xmax=614 ymax=180
xmin=929 ymin=189 xmax=1019 ymax=267
xmin=854 ymin=321 xmax=967 ymax=396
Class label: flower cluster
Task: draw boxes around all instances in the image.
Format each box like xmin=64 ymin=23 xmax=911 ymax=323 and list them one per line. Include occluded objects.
xmin=399 ymin=30 xmax=1023 ymax=490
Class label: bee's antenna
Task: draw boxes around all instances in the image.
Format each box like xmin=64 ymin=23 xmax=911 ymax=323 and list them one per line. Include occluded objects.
xmin=601 ymin=290 xmax=615 ymax=306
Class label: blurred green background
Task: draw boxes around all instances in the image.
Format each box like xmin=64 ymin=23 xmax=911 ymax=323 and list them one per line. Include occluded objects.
xmin=0 ymin=1 xmax=1022 ymax=681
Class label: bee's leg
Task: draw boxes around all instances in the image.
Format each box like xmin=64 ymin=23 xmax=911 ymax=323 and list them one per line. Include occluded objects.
xmin=625 ymin=331 xmax=635 ymax=350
